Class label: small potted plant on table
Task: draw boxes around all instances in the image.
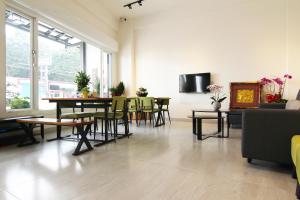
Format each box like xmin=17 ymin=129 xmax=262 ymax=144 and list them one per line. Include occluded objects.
xmin=110 ymin=81 xmax=125 ymax=96
xmin=136 ymin=87 xmax=148 ymax=97
xmin=74 ymin=71 xmax=91 ymax=98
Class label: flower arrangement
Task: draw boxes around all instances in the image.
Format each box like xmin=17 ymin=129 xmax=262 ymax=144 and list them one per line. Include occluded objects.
xmin=207 ymin=84 xmax=227 ymax=106
xmin=260 ymin=74 xmax=292 ymax=103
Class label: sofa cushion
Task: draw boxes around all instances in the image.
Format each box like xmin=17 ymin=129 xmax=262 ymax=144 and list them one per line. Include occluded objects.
xmin=286 ymin=100 xmax=300 ymax=110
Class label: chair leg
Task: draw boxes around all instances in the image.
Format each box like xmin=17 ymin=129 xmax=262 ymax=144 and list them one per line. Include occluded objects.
xmin=129 ymin=113 xmax=132 ymax=123
xmin=135 ymin=112 xmax=139 ymax=126
xmin=94 ymin=118 xmax=97 ymax=140
xmin=152 ymin=113 xmax=155 ymax=127
xmin=101 ymin=119 xmax=104 ymax=135
xmin=149 ymin=113 xmax=152 ymax=124
xmin=144 ymin=112 xmax=147 ymax=125
xmin=167 ymin=110 xmax=171 ymax=124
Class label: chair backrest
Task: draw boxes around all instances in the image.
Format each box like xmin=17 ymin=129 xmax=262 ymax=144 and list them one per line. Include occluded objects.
xmin=140 ymin=97 xmax=154 ymax=110
xmin=161 ymin=98 xmax=170 ymax=106
xmin=128 ymin=98 xmax=139 ymax=110
xmin=111 ymin=96 xmax=127 ymax=112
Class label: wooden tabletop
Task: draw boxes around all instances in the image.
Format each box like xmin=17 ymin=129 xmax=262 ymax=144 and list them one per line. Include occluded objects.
xmin=17 ymin=118 xmax=94 ymax=126
xmin=42 ymin=97 xmax=112 ymax=101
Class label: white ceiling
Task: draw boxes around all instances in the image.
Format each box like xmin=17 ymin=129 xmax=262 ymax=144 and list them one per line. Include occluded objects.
xmin=97 ymin=0 xmax=185 ymax=19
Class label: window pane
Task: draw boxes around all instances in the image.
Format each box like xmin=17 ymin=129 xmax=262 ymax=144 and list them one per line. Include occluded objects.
xmin=86 ymin=44 xmax=101 ymax=96
xmin=102 ymin=52 xmax=112 ymax=97
xmin=5 ymin=10 xmax=32 ymax=110
xmin=38 ymin=21 xmax=82 ymax=110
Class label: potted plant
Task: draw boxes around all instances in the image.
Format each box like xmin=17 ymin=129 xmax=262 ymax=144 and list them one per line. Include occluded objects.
xmin=74 ymin=71 xmax=91 ymax=92
xmin=81 ymin=87 xmax=89 ymax=98
xmin=260 ymin=74 xmax=292 ymax=103
xmin=136 ymin=87 xmax=148 ymax=97
xmin=207 ymin=84 xmax=227 ymax=111
xmin=110 ymin=81 xmax=125 ymax=96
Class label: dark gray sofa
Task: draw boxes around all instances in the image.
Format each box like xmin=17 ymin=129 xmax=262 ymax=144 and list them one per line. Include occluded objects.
xmin=242 ymin=91 xmax=300 ymax=165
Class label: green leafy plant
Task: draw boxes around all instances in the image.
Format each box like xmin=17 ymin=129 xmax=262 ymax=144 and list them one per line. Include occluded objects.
xmin=74 ymin=71 xmax=90 ymax=92
xmin=136 ymin=87 xmax=148 ymax=97
xmin=9 ymin=96 xmax=30 ymax=109
xmin=110 ymin=81 xmax=125 ymax=96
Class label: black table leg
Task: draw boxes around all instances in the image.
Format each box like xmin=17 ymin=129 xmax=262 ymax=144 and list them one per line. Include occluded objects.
xmin=192 ymin=111 xmax=196 ymax=135
xmin=197 ymin=118 xmax=202 ymax=140
xmin=217 ymin=111 xmax=221 ymax=133
xmin=18 ymin=123 xmax=39 ymax=147
xmin=73 ymin=124 xmax=93 ymax=156
xmin=47 ymin=102 xmax=71 ymax=142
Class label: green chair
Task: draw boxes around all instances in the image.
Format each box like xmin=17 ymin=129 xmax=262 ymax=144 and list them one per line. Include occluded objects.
xmin=128 ymin=98 xmax=141 ymax=126
xmin=59 ymin=102 xmax=94 ymax=135
xmin=139 ymin=97 xmax=160 ymax=127
xmin=161 ymin=98 xmax=171 ymax=124
xmin=93 ymin=96 xmax=127 ymax=140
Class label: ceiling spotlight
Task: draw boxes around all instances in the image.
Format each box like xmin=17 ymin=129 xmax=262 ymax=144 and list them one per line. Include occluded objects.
xmin=124 ymin=0 xmax=144 ymax=10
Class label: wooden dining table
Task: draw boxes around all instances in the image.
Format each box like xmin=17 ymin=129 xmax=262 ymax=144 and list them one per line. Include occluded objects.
xmin=42 ymin=97 xmax=131 ymax=146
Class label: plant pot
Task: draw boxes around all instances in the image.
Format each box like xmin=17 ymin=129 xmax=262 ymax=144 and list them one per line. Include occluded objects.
xmin=212 ymin=102 xmax=221 ymax=111
xmin=82 ymin=91 xmax=89 ymax=99
xmin=136 ymin=93 xmax=148 ymax=97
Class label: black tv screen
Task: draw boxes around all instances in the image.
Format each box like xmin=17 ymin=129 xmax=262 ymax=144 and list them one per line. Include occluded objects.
xmin=179 ymin=73 xmax=211 ymax=93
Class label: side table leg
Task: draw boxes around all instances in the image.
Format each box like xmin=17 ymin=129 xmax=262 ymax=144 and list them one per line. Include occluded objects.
xmin=197 ymin=118 xmax=202 ymax=140
xmin=193 ymin=118 xmax=196 ymax=135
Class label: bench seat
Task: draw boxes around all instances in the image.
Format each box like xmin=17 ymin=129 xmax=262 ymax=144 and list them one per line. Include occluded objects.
xmin=17 ymin=118 xmax=94 ymax=156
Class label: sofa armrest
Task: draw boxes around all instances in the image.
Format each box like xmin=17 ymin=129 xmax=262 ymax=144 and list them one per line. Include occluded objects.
xmin=242 ymin=109 xmax=300 ymax=164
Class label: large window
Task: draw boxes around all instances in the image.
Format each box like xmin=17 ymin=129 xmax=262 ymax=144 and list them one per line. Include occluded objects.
xmin=86 ymin=44 xmax=112 ymax=97
xmin=86 ymin=44 xmax=101 ymax=95
xmin=4 ymin=8 xmax=113 ymax=112
xmin=38 ymin=21 xmax=82 ymax=110
xmin=5 ymin=10 xmax=32 ymax=110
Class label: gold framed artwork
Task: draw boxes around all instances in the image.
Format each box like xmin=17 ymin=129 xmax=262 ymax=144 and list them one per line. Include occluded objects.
xmin=230 ymin=82 xmax=261 ymax=109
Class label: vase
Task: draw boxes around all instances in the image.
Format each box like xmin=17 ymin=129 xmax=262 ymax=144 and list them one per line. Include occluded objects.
xmin=82 ymin=91 xmax=89 ymax=99
xmin=212 ymin=102 xmax=221 ymax=111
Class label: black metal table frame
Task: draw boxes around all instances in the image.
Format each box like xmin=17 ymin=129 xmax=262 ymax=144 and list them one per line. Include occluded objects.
xmin=154 ymin=98 xmax=169 ymax=127
xmin=18 ymin=120 xmax=93 ymax=155
xmin=46 ymin=99 xmax=132 ymax=146
xmin=194 ymin=116 xmax=225 ymax=140
xmin=192 ymin=110 xmax=229 ymax=139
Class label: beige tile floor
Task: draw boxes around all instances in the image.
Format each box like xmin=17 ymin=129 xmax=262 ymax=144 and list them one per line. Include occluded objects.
xmin=0 ymin=121 xmax=296 ymax=200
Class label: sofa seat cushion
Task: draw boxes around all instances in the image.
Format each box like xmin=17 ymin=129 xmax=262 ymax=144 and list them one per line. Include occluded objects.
xmin=286 ymin=100 xmax=300 ymax=110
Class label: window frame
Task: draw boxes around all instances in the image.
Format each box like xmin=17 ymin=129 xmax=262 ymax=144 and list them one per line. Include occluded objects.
xmin=5 ymin=8 xmax=34 ymax=112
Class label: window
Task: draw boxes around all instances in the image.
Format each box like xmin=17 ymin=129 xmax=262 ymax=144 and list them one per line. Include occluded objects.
xmin=86 ymin=44 xmax=101 ymax=95
xmin=101 ymin=52 xmax=112 ymax=97
xmin=4 ymin=8 xmax=112 ymax=112
xmin=38 ymin=21 xmax=82 ymax=110
xmin=5 ymin=10 xmax=32 ymax=110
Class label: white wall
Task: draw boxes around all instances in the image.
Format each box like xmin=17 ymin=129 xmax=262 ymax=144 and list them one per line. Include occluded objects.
xmin=118 ymin=0 xmax=300 ymax=119
xmin=287 ymin=0 xmax=300 ymax=99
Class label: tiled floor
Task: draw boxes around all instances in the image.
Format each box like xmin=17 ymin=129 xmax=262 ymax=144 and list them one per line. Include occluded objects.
xmin=0 ymin=121 xmax=296 ymax=200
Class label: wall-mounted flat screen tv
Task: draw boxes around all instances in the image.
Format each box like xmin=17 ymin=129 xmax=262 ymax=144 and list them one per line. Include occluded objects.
xmin=179 ymin=73 xmax=211 ymax=93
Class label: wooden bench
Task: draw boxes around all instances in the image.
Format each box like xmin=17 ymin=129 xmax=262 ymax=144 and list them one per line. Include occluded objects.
xmin=16 ymin=118 xmax=94 ymax=156
xmin=0 ymin=115 xmax=44 ymax=139
xmin=188 ymin=115 xmax=225 ymax=140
